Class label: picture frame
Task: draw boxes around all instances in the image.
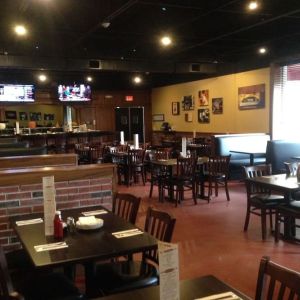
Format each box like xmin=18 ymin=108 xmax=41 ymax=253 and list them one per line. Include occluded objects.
xmin=212 ymin=98 xmax=223 ymax=114
xmin=19 ymin=112 xmax=28 ymax=121
xmin=182 ymin=95 xmax=194 ymax=111
xmin=198 ymin=90 xmax=209 ymax=106
xmin=152 ymin=114 xmax=165 ymax=122
xmin=30 ymin=112 xmax=42 ymax=121
xmin=44 ymin=113 xmax=55 ymax=121
xmin=238 ymin=84 xmax=265 ymax=110
xmin=198 ymin=109 xmax=210 ymax=123
xmin=172 ymin=102 xmax=180 ymax=115
xmin=185 ymin=112 xmax=193 ymax=122
xmin=5 ymin=111 xmax=17 ymax=119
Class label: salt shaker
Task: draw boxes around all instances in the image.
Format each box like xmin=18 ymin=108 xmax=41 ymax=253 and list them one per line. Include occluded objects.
xmin=67 ymin=217 xmax=76 ymax=233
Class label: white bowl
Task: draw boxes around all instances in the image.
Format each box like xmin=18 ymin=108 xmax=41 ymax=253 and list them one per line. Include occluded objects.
xmin=76 ymin=218 xmax=103 ymax=230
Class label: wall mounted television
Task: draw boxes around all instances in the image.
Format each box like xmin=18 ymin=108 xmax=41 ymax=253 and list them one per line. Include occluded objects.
xmin=58 ymin=84 xmax=92 ymax=102
xmin=0 ymin=84 xmax=35 ymax=102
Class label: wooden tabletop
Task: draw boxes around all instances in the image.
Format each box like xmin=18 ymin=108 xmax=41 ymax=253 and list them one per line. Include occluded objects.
xmin=151 ymin=157 xmax=208 ymax=166
xmin=93 ymin=275 xmax=250 ymax=300
xmin=12 ymin=206 xmax=157 ymax=269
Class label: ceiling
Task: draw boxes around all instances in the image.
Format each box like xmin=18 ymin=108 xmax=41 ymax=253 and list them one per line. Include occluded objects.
xmin=0 ymin=0 xmax=300 ymax=88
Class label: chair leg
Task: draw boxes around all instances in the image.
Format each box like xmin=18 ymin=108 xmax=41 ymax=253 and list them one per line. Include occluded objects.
xmin=244 ymin=205 xmax=251 ymax=231
xmin=261 ymin=209 xmax=267 ymax=240
xmin=149 ymin=181 xmax=153 ymax=198
xmin=269 ymin=210 xmax=273 ymax=230
xmin=215 ymin=180 xmax=218 ymax=197
xmin=225 ymin=181 xmax=230 ymax=201
xmin=141 ymin=167 xmax=146 ymax=185
xmin=275 ymin=211 xmax=280 ymax=243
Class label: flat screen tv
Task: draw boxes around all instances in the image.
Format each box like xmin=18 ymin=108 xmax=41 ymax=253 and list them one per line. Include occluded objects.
xmin=58 ymin=84 xmax=91 ymax=102
xmin=0 ymin=84 xmax=35 ymax=102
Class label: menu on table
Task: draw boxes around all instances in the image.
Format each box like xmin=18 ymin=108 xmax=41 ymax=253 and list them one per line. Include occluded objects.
xmin=43 ymin=176 xmax=56 ymax=236
xmin=158 ymin=241 xmax=179 ymax=300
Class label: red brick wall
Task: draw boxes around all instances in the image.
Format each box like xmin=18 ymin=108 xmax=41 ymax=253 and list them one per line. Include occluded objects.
xmin=0 ymin=177 xmax=113 ymax=251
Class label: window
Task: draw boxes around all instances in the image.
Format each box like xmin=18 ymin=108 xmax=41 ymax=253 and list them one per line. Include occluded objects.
xmin=272 ymin=63 xmax=300 ymax=140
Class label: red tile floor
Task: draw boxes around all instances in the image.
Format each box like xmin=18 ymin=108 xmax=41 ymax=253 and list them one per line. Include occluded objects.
xmin=118 ymin=180 xmax=300 ymax=299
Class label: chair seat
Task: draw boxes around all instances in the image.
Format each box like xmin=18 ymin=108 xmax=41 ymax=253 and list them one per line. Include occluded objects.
xmin=250 ymin=194 xmax=285 ymax=205
xmin=278 ymin=200 xmax=300 ymax=214
xmin=16 ymin=272 xmax=84 ymax=300
xmin=91 ymin=260 xmax=158 ymax=296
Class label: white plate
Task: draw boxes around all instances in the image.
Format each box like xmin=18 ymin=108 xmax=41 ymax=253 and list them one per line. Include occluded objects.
xmin=76 ymin=218 xmax=104 ymax=230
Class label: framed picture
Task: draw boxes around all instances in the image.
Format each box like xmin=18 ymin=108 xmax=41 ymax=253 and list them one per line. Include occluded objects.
xmin=152 ymin=114 xmax=165 ymax=122
xmin=5 ymin=111 xmax=17 ymax=119
xmin=185 ymin=112 xmax=193 ymax=122
xmin=44 ymin=113 xmax=55 ymax=121
xmin=212 ymin=98 xmax=223 ymax=114
xmin=238 ymin=84 xmax=265 ymax=110
xmin=172 ymin=102 xmax=180 ymax=115
xmin=198 ymin=90 xmax=209 ymax=106
xmin=19 ymin=112 xmax=28 ymax=120
xmin=30 ymin=112 xmax=42 ymax=121
xmin=182 ymin=95 xmax=194 ymax=111
xmin=198 ymin=109 xmax=210 ymax=123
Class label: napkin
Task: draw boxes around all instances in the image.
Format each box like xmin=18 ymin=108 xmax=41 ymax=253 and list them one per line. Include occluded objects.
xmin=195 ymin=291 xmax=241 ymax=300
xmin=16 ymin=218 xmax=43 ymax=226
xmin=112 ymin=228 xmax=143 ymax=239
xmin=78 ymin=216 xmax=98 ymax=226
xmin=82 ymin=209 xmax=108 ymax=216
xmin=34 ymin=242 xmax=68 ymax=252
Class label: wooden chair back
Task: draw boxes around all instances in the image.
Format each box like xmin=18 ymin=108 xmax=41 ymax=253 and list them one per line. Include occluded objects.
xmin=0 ymin=246 xmax=15 ymax=300
xmin=255 ymin=256 xmax=300 ymax=300
xmin=206 ymin=155 xmax=231 ymax=177
xmin=143 ymin=207 xmax=176 ymax=264
xmin=244 ymin=164 xmax=272 ymax=195
xmin=112 ymin=193 xmax=141 ymax=224
xmin=128 ymin=149 xmax=145 ymax=165
xmin=176 ymin=156 xmax=197 ymax=178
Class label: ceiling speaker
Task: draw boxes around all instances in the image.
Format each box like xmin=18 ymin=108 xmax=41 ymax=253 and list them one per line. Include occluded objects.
xmin=89 ymin=60 xmax=101 ymax=69
xmin=190 ymin=63 xmax=201 ymax=72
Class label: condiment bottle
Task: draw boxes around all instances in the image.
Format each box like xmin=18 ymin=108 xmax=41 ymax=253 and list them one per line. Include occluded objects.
xmin=54 ymin=210 xmax=64 ymax=239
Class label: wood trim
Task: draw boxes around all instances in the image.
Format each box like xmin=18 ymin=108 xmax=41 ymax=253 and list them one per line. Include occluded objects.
xmin=0 ymin=154 xmax=78 ymax=170
xmin=0 ymin=163 xmax=116 ymax=186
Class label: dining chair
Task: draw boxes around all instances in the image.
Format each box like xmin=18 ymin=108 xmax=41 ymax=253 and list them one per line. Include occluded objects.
xmin=127 ymin=149 xmax=146 ymax=186
xmin=88 ymin=207 xmax=176 ymax=297
xmin=255 ymin=256 xmax=300 ymax=300
xmin=148 ymin=149 xmax=171 ymax=199
xmin=0 ymin=246 xmax=85 ymax=300
xmin=204 ymin=155 xmax=231 ymax=202
xmin=243 ymin=164 xmax=285 ymax=240
xmin=112 ymin=193 xmax=141 ymax=224
xmin=165 ymin=156 xmax=198 ymax=207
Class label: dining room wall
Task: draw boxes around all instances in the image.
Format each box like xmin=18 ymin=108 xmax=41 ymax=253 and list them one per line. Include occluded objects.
xmin=151 ymin=67 xmax=270 ymax=134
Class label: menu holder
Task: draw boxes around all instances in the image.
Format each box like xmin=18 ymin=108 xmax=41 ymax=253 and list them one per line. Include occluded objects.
xmin=43 ymin=176 xmax=56 ymax=236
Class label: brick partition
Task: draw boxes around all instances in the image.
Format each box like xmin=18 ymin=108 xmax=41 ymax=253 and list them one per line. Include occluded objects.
xmin=0 ymin=164 xmax=116 ymax=251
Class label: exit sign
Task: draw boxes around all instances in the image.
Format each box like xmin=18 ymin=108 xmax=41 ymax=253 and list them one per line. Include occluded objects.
xmin=125 ymin=95 xmax=133 ymax=102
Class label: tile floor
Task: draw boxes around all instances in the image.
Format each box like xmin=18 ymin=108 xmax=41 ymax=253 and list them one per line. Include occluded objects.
xmin=118 ymin=180 xmax=300 ymax=299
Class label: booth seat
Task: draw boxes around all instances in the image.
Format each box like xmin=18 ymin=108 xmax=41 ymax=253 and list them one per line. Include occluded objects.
xmin=0 ymin=146 xmax=47 ymax=157
xmin=266 ymin=140 xmax=300 ymax=174
xmin=213 ymin=133 xmax=270 ymax=179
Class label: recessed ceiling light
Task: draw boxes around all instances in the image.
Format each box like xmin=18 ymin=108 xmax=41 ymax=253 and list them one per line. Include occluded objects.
xmin=161 ymin=36 xmax=172 ymax=46
xmin=162 ymin=7 xmax=166 ymax=11
xmin=38 ymin=74 xmax=47 ymax=82
xmin=248 ymin=1 xmax=258 ymax=10
xmin=14 ymin=25 xmax=27 ymax=36
xmin=258 ymin=47 xmax=267 ymax=54
xmin=87 ymin=76 xmax=93 ymax=82
xmin=133 ymin=76 xmax=142 ymax=84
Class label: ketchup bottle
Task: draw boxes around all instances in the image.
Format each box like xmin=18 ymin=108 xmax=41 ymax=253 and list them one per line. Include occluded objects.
xmin=54 ymin=211 xmax=64 ymax=239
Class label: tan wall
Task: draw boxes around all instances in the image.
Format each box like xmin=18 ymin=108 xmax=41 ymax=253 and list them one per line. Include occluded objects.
xmin=151 ymin=68 xmax=270 ymax=133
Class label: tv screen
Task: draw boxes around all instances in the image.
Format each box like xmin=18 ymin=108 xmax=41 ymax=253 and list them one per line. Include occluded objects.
xmin=58 ymin=84 xmax=91 ymax=102
xmin=0 ymin=84 xmax=35 ymax=102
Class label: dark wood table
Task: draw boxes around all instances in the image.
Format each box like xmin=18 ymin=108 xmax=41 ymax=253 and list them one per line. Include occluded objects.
xmin=245 ymin=174 xmax=300 ymax=238
xmin=11 ymin=206 xmax=157 ymax=295
xmin=151 ymin=157 xmax=209 ymax=202
xmin=230 ymin=150 xmax=266 ymax=166
xmin=93 ymin=275 xmax=250 ymax=300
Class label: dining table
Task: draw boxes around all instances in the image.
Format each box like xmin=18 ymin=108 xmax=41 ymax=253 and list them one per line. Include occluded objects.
xmin=245 ymin=173 xmax=300 ymax=239
xmin=11 ymin=206 xmax=157 ymax=296
xmin=92 ymin=275 xmax=250 ymax=300
xmin=151 ymin=157 xmax=209 ymax=202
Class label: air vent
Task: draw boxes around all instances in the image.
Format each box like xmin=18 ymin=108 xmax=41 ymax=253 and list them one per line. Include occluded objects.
xmin=190 ymin=63 xmax=201 ymax=72
xmin=89 ymin=60 xmax=101 ymax=69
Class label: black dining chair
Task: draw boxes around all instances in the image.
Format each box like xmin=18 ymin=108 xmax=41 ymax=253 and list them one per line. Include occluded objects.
xmin=255 ymin=256 xmax=300 ymax=300
xmin=87 ymin=207 xmax=176 ymax=297
xmin=0 ymin=246 xmax=85 ymax=300
xmin=243 ymin=164 xmax=285 ymax=240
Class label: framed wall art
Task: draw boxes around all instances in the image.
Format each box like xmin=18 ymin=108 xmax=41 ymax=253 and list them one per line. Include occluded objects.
xmin=182 ymin=95 xmax=194 ymax=111
xmin=152 ymin=114 xmax=165 ymax=122
xmin=5 ymin=111 xmax=17 ymax=119
xmin=30 ymin=112 xmax=42 ymax=121
xmin=19 ymin=112 xmax=28 ymax=120
xmin=172 ymin=102 xmax=180 ymax=115
xmin=198 ymin=109 xmax=210 ymax=123
xmin=44 ymin=113 xmax=55 ymax=121
xmin=185 ymin=112 xmax=193 ymax=122
xmin=238 ymin=84 xmax=265 ymax=110
xmin=212 ymin=98 xmax=223 ymax=114
xmin=198 ymin=89 xmax=209 ymax=106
